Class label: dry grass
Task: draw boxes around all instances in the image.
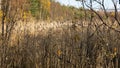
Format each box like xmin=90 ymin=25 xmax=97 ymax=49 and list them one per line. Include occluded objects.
xmin=0 ymin=19 xmax=119 ymax=68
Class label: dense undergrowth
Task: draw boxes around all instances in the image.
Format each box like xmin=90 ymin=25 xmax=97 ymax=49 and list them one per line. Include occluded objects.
xmin=0 ymin=19 xmax=119 ymax=68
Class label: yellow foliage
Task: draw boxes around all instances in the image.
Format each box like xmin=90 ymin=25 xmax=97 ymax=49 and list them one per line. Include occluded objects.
xmin=57 ymin=49 xmax=62 ymax=56
xmin=4 ymin=17 xmax=7 ymax=22
xmin=0 ymin=10 xmax=3 ymax=17
xmin=114 ymin=47 xmax=117 ymax=52
xmin=110 ymin=53 xmax=116 ymax=59
xmin=40 ymin=0 xmax=51 ymax=11
xmin=4 ymin=17 xmax=10 ymax=22
xmin=0 ymin=10 xmax=10 ymax=22
xmin=106 ymin=47 xmax=117 ymax=59
xmin=35 ymin=63 xmax=39 ymax=68
xmin=0 ymin=10 xmax=3 ymax=20
xmin=19 ymin=9 xmax=31 ymax=20
xmin=22 ymin=11 xmax=31 ymax=20
xmin=110 ymin=12 xmax=115 ymax=17
xmin=113 ymin=47 xmax=117 ymax=56
xmin=23 ymin=12 xmax=27 ymax=19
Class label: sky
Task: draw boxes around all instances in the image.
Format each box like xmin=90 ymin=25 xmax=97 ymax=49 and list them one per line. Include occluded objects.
xmin=55 ymin=0 xmax=120 ymax=10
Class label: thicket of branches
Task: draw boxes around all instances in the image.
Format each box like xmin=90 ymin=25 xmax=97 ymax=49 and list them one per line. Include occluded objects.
xmin=0 ymin=0 xmax=119 ymax=68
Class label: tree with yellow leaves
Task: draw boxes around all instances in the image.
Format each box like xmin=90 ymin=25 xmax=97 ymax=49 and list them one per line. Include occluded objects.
xmin=29 ymin=0 xmax=51 ymax=20
xmin=39 ymin=0 xmax=51 ymax=20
